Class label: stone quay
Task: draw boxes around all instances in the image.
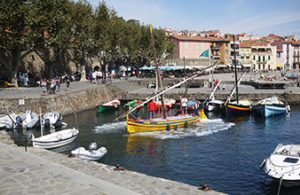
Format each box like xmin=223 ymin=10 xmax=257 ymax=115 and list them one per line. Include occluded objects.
xmin=0 ymin=73 xmax=300 ymax=115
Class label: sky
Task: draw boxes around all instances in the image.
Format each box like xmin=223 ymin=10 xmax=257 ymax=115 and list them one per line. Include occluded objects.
xmin=88 ymin=0 xmax=300 ymax=38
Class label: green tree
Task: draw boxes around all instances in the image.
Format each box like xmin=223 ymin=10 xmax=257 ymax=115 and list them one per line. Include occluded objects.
xmin=29 ymin=0 xmax=72 ymax=78
xmin=0 ymin=0 xmax=31 ymax=85
xmin=68 ymin=0 xmax=94 ymax=69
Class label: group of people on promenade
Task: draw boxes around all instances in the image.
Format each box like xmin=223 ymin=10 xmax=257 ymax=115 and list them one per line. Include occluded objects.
xmin=39 ymin=75 xmax=71 ymax=95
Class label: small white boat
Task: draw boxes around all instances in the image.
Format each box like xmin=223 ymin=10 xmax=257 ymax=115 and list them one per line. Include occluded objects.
xmin=262 ymin=144 xmax=300 ymax=187
xmin=42 ymin=112 xmax=65 ymax=128
xmin=32 ymin=128 xmax=79 ymax=149
xmin=16 ymin=111 xmax=39 ymax=129
xmin=205 ymin=99 xmax=224 ymax=112
xmin=0 ymin=113 xmax=17 ymax=129
xmin=71 ymin=142 xmax=107 ymax=161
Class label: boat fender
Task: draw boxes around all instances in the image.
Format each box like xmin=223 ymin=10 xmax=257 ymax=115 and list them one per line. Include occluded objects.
xmin=174 ymin=125 xmax=178 ymax=131
xmin=260 ymin=158 xmax=267 ymax=169
xmin=184 ymin=121 xmax=188 ymax=128
xmin=166 ymin=124 xmax=170 ymax=131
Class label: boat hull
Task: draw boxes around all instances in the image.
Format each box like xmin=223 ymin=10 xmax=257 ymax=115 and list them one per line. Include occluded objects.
xmin=71 ymin=147 xmax=107 ymax=161
xmin=126 ymin=111 xmax=206 ymax=134
xmin=262 ymin=144 xmax=300 ymax=187
xmin=32 ymin=129 xmax=79 ymax=149
xmin=252 ymin=105 xmax=288 ymax=118
xmin=226 ymin=103 xmax=251 ymax=116
xmin=97 ymin=105 xmax=118 ymax=113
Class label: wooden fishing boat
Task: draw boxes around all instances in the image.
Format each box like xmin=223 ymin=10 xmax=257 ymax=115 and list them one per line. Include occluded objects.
xmin=226 ymin=99 xmax=252 ymax=115
xmin=97 ymin=99 xmax=120 ymax=113
xmin=252 ymin=96 xmax=290 ymax=117
xmin=224 ymin=35 xmax=251 ymax=117
xmin=126 ymin=109 xmax=207 ymax=134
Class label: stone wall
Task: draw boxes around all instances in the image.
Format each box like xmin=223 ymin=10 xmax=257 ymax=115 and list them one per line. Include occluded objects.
xmin=0 ymin=85 xmax=123 ymax=115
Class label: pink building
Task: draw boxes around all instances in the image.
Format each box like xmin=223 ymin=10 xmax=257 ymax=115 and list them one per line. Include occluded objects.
xmin=171 ymin=35 xmax=211 ymax=59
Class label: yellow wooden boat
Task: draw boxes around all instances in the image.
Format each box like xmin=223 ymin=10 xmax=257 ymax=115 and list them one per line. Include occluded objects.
xmin=126 ymin=109 xmax=207 ymax=134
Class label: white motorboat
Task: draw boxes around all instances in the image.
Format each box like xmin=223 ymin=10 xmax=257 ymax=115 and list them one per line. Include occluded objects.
xmin=0 ymin=113 xmax=17 ymax=129
xmin=71 ymin=142 xmax=107 ymax=161
xmin=42 ymin=112 xmax=66 ymax=128
xmin=32 ymin=128 xmax=79 ymax=149
xmin=17 ymin=111 xmax=39 ymax=129
xmin=205 ymin=99 xmax=224 ymax=112
xmin=262 ymin=144 xmax=300 ymax=187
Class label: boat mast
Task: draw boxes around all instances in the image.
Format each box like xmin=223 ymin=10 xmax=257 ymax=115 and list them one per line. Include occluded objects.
xmin=149 ymin=25 xmax=166 ymax=119
xmin=233 ymin=35 xmax=239 ymax=104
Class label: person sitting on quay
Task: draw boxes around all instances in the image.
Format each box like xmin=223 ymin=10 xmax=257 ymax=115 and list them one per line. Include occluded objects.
xmin=198 ymin=183 xmax=211 ymax=191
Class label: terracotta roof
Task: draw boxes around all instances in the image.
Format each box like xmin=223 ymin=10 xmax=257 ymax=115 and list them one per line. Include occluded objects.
xmin=271 ymin=41 xmax=283 ymax=52
xmin=240 ymin=39 xmax=271 ymax=48
xmin=262 ymin=33 xmax=284 ymax=41
xmin=292 ymin=41 xmax=300 ymax=45
xmin=171 ymin=35 xmax=230 ymax=42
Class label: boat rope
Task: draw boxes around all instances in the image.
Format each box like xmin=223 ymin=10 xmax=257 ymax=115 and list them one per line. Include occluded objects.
xmin=277 ymin=176 xmax=283 ymax=195
xmin=204 ymin=79 xmax=221 ymax=106
xmin=113 ymin=64 xmax=216 ymax=121
xmin=224 ymin=72 xmax=246 ymax=105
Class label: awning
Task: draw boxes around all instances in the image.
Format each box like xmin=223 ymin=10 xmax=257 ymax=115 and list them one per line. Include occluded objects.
xmin=215 ymin=64 xmax=229 ymax=68
xmin=276 ymin=63 xmax=284 ymax=68
xmin=242 ymin=64 xmax=252 ymax=68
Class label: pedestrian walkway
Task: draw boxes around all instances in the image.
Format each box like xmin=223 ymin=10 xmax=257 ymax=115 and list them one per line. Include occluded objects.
xmin=0 ymin=132 xmax=223 ymax=195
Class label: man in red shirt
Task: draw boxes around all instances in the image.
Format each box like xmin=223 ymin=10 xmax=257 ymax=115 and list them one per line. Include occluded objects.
xmin=148 ymin=100 xmax=157 ymax=119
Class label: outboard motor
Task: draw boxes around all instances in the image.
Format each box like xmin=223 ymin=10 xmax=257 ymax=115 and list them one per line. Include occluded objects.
xmin=44 ymin=118 xmax=50 ymax=128
xmin=16 ymin=116 xmax=23 ymax=130
xmin=89 ymin=142 xmax=97 ymax=150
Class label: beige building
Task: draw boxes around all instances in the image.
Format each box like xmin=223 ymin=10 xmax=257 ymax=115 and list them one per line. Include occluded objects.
xmin=240 ymin=40 xmax=277 ymax=71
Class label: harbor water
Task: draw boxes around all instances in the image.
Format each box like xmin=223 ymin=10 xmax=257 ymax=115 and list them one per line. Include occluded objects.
xmin=13 ymin=105 xmax=300 ymax=195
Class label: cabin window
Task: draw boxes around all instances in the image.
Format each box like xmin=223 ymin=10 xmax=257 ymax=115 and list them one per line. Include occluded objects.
xmin=284 ymin=157 xmax=299 ymax=163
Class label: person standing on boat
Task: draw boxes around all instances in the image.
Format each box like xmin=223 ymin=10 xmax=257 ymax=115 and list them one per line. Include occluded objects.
xmin=135 ymin=99 xmax=143 ymax=118
xmin=181 ymin=96 xmax=188 ymax=115
xmin=148 ymin=99 xmax=157 ymax=119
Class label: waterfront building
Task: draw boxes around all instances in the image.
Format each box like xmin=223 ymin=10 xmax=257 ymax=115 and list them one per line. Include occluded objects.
xmin=273 ymin=41 xmax=294 ymax=70
xmin=292 ymin=41 xmax=300 ymax=69
xmin=239 ymin=43 xmax=252 ymax=69
xmin=170 ymin=35 xmax=230 ymax=67
xmin=240 ymin=40 xmax=277 ymax=71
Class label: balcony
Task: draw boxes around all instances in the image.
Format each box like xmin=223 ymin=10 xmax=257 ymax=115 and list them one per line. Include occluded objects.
xmin=211 ymin=46 xmax=220 ymax=51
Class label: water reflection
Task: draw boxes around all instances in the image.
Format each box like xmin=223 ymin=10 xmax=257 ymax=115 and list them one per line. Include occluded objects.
xmin=126 ymin=134 xmax=157 ymax=156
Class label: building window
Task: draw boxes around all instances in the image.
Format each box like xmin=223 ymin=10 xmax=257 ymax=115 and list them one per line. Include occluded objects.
xmin=253 ymin=55 xmax=255 ymax=60
xmin=184 ymin=43 xmax=189 ymax=49
xmin=268 ymin=55 xmax=271 ymax=60
xmin=277 ymin=52 xmax=280 ymax=58
xmin=258 ymin=56 xmax=261 ymax=62
xmin=263 ymin=56 xmax=265 ymax=62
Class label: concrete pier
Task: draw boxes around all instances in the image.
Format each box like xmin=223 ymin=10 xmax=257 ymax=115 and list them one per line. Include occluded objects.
xmin=0 ymin=132 xmax=222 ymax=195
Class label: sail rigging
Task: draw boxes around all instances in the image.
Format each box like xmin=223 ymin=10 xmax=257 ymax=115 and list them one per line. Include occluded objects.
xmin=114 ymin=64 xmax=215 ymax=121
